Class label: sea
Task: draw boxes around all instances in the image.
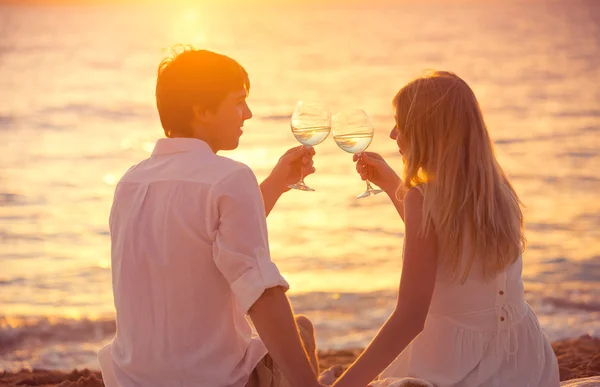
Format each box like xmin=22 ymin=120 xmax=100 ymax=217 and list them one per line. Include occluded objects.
xmin=1 ymin=0 xmax=599 ymax=371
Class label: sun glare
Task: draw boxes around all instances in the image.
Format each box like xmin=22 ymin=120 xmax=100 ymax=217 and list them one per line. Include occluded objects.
xmin=183 ymin=10 xmax=197 ymax=22
xmin=169 ymin=7 xmax=210 ymax=49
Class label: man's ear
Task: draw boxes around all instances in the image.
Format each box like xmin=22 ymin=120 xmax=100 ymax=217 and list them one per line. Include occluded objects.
xmin=192 ymin=105 xmax=210 ymax=124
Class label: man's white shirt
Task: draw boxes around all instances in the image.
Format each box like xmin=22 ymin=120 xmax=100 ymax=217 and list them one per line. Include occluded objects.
xmin=98 ymin=138 xmax=289 ymax=387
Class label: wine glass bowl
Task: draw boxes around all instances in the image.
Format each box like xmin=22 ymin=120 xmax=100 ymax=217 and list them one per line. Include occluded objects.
xmin=288 ymin=101 xmax=332 ymax=191
xmin=332 ymin=108 xmax=384 ymax=199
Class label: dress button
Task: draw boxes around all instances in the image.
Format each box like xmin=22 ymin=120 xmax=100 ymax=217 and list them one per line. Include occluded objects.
xmin=500 ymin=316 xmax=505 ymax=322
xmin=499 ymin=291 xmax=504 ymax=295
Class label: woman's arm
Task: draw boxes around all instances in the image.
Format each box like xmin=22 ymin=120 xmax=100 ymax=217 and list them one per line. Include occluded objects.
xmin=332 ymin=187 xmax=438 ymax=387
xmin=386 ymin=185 xmax=407 ymax=222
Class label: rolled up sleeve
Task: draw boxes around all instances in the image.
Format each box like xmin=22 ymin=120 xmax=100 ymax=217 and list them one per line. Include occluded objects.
xmin=212 ymin=166 xmax=289 ymax=313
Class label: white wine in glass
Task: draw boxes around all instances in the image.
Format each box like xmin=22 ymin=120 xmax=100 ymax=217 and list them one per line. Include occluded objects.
xmin=289 ymin=101 xmax=332 ymax=191
xmin=332 ymin=109 xmax=384 ymax=199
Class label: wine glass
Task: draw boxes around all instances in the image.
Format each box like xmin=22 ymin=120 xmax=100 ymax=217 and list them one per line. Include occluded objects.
xmin=332 ymin=108 xmax=384 ymax=199
xmin=289 ymin=101 xmax=332 ymax=191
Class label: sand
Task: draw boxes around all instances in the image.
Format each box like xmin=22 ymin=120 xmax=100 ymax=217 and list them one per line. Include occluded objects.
xmin=1 ymin=335 xmax=598 ymax=386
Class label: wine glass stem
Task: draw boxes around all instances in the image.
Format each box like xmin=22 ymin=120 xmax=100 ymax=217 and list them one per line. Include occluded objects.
xmin=298 ymin=166 xmax=305 ymax=185
xmin=298 ymin=145 xmax=306 ymax=185
xmin=365 ymin=179 xmax=374 ymax=192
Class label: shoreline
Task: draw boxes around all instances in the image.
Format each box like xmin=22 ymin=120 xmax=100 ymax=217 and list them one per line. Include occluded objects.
xmin=1 ymin=335 xmax=598 ymax=386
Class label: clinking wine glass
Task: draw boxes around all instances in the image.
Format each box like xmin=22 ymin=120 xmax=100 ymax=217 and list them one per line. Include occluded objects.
xmin=332 ymin=108 xmax=384 ymax=199
xmin=289 ymin=101 xmax=332 ymax=191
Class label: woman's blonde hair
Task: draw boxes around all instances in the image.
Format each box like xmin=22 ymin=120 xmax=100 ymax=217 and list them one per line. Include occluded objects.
xmin=394 ymin=71 xmax=526 ymax=282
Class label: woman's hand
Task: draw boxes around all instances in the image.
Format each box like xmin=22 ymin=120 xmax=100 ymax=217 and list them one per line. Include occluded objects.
xmin=353 ymin=152 xmax=401 ymax=196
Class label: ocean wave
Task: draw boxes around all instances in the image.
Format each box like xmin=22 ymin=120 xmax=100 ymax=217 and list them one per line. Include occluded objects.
xmin=261 ymin=114 xmax=292 ymax=122
xmin=553 ymin=110 xmax=600 ymax=118
xmin=537 ymin=257 xmax=600 ymax=284
xmin=2 ymin=287 xmax=598 ymax=355
xmin=509 ymin=174 xmax=600 ymax=190
xmin=38 ymin=103 xmax=155 ymax=122
xmin=494 ymin=129 xmax=600 ymax=146
xmin=0 ymin=231 xmax=44 ymax=242
xmin=559 ymin=151 xmax=598 ymax=160
xmin=259 ymin=114 xmax=392 ymax=123
xmin=85 ymin=59 xmax=123 ymax=70
xmin=582 ymin=126 xmax=599 ymax=133
xmin=0 ymin=316 xmax=115 ymax=355
xmin=0 ymin=114 xmax=15 ymax=128
xmin=0 ymin=192 xmax=27 ymax=206
xmin=348 ymin=227 xmax=403 ymax=237
xmin=0 ymin=277 xmax=26 ymax=286
xmin=544 ymin=297 xmax=600 ymax=313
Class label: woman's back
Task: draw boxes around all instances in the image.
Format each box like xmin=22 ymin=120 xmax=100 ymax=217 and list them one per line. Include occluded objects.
xmin=379 ymin=236 xmax=559 ymax=387
xmin=429 ymin=228 xmax=526 ymax=318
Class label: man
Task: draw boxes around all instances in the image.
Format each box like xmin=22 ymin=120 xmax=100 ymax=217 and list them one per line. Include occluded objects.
xmin=98 ymin=46 xmax=325 ymax=387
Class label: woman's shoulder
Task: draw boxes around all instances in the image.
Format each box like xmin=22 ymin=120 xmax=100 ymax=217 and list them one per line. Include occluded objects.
xmin=405 ymin=185 xmax=425 ymax=202
xmin=406 ymin=184 xmax=426 ymax=198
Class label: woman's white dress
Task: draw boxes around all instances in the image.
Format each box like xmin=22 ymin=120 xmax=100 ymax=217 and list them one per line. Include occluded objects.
xmin=376 ymin=249 xmax=560 ymax=387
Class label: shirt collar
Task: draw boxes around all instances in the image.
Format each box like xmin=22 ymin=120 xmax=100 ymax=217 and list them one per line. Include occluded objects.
xmin=151 ymin=138 xmax=213 ymax=156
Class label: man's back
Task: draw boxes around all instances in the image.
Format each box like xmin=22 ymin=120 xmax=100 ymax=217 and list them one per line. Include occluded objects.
xmin=98 ymin=138 xmax=288 ymax=387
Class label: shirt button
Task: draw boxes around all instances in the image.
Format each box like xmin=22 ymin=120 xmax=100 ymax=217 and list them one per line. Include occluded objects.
xmin=500 ymin=317 xmax=505 ymax=322
xmin=499 ymin=291 xmax=504 ymax=295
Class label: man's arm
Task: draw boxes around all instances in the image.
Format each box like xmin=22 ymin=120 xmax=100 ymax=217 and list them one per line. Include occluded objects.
xmin=212 ymin=166 xmax=323 ymax=387
xmin=249 ymin=287 xmax=322 ymax=387
xmin=260 ymin=176 xmax=285 ymax=217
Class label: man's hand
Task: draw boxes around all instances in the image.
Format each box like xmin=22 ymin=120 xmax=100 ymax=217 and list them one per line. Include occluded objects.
xmin=260 ymin=146 xmax=316 ymax=216
xmin=269 ymin=145 xmax=316 ymax=193
xmin=248 ymin=287 xmax=322 ymax=387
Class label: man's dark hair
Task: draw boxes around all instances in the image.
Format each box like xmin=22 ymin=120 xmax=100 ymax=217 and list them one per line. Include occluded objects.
xmin=155 ymin=45 xmax=250 ymax=137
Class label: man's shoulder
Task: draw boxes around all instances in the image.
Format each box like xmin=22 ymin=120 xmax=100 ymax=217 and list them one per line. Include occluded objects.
xmin=211 ymin=154 xmax=252 ymax=175
xmin=115 ymin=153 xmax=256 ymax=188
xmin=117 ymin=157 xmax=157 ymax=183
xmin=210 ymin=155 xmax=258 ymax=187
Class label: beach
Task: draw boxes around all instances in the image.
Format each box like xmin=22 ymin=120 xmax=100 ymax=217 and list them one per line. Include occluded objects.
xmin=1 ymin=335 xmax=599 ymax=386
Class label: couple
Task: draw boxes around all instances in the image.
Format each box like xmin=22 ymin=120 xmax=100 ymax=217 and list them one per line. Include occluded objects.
xmin=98 ymin=47 xmax=560 ymax=387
